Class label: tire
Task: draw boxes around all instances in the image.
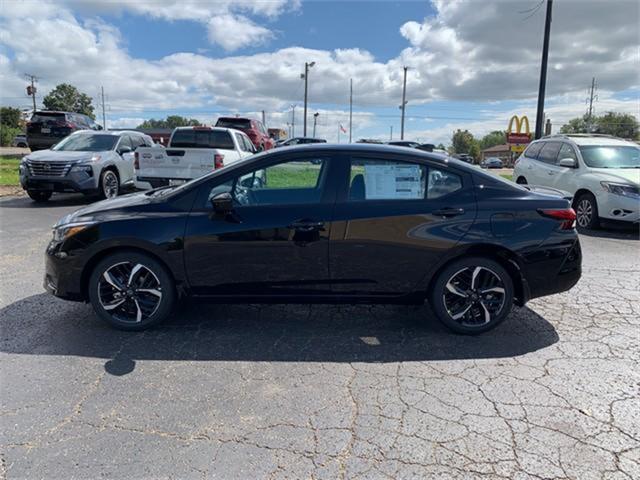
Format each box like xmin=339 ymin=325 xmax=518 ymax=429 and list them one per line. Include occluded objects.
xmin=88 ymin=251 xmax=176 ymax=331
xmin=575 ymin=192 xmax=600 ymax=230
xmin=99 ymin=169 xmax=120 ymax=199
xmin=27 ymin=190 xmax=52 ymax=202
xmin=429 ymin=257 xmax=514 ymax=335
xmin=516 ymin=176 xmax=528 ymax=185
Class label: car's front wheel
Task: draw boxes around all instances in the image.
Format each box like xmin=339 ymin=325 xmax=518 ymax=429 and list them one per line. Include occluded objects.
xmin=575 ymin=192 xmax=600 ymax=229
xmin=88 ymin=251 xmax=176 ymax=330
xmin=27 ymin=190 xmax=52 ymax=202
xmin=99 ymin=169 xmax=119 ymax=199
xmin=429 ymin=257 xmax=514 ymax=334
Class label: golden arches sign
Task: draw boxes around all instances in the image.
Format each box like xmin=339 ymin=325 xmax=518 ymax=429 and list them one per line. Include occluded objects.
xmin=507 ymin=115 xmax=530 ymax=135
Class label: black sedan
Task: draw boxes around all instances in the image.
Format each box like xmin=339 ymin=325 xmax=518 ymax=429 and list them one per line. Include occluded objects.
xmin=44 ymin=144 xmax=581 ymax=334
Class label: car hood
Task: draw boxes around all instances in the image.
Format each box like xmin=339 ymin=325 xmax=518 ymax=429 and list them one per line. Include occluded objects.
xmin=590 ymin=168 xmax=640 ymax=186
xmin=26 ymin=150 xmax=108 ymax=162
xmin=55 ymin=191 xmax=152 ymax=227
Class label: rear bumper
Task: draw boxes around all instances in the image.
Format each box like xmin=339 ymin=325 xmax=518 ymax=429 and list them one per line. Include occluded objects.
xmin=525 ymin=238 xmax=582 ymax=301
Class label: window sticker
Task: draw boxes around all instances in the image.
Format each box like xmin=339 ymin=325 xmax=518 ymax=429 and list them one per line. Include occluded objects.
xmin=364 ymin=164 xmax=424 ymax=199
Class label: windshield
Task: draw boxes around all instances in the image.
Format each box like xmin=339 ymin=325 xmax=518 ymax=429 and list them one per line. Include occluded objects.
xmin=579 ymin=145 xmax=640 ymax=169
xmin=52 ymin=134 xmax=118 ymax=152
xmin=216 ymin=119 xmax=251 ymax=129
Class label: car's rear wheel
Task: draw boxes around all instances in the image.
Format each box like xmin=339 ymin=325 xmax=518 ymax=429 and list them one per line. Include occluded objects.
xmin=516 ymin=176 xmax=528 ymax=185
xmin=429 ymin=257 xmax=514 ymax=334
xmin=575 ymin=192 xmax=600 ymax=229
xmin=99 ymin=169 xmax=119 ymax=199
xmin=27 ymin=190 xmax=52 ymax=202
xmin=88 ymin=251 xmax=176 ymax=330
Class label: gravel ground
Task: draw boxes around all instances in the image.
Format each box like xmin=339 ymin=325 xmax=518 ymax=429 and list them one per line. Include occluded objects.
xmin=1 ymin=193 xmax=639 ymax=480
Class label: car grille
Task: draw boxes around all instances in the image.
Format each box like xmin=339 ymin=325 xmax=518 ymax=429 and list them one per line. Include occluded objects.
xmin=27 ymin=160 xmax=72 ymax=177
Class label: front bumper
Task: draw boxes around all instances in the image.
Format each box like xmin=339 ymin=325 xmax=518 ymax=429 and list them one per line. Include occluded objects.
xmin=20 ymin=167 xmax=99 ymax=194
xmin=44 ymin=241 xmax=86 ymax=301
xmin=596 ymin=190 xmax=640 ymax=224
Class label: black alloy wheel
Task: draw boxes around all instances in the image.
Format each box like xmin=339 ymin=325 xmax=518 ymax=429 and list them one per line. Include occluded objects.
xmin=89 ymin=252 xmax=175 ymax=330
xmin=430 ymin=257 xmax=514 ymax=334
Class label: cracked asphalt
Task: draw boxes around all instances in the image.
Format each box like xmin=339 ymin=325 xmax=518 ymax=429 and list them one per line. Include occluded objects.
xmin=1 ymin=194 xmax=639 ymax=480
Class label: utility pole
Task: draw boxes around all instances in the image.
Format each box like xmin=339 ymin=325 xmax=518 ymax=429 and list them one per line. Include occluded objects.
xmin=25 ymin=73 xmax=38 ymax=113
xmin=312 ymin=112 xmax=319 ymax=138
xmin=261 ymin=110 xmax=266 ymax=125
xmin=534 ymin=0 xmax=553 ymax=139
xmin=400 ymin=66 xmax=408 ymax=140
xmin=349 ymin=78 xmax=353 ymax=143
xmin=290 ymin=105 xmax=296 ymax=138
xmin=100 ymin=86 xmax=107 ymax=130
xmin=390 ymin=125 xmax=393 ymax=141
xmin=302 ymin=61 xmax=315 ymax=136
xmin=586 ymin=77 xmax=598 ymax=131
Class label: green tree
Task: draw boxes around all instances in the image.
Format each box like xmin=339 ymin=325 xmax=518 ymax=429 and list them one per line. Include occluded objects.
xmin=596 ymin=112 xmax=638 ymax=139
xmin=451 ymin=129 xmax=480 ymax=160
xmin=42 ymin=84 xmax=95 ymax=118
xmin=479 ymin=130 xmax=506 ymax=150
xmin=436 ymin=143 xmax=446 ymax=150
xmin=137 ymin=116 xmax=202 ymax=129
xmin=0 ymin=107 xmax=23 ymax=129
xmin=560 ymin=112 xmax=639 ymax=139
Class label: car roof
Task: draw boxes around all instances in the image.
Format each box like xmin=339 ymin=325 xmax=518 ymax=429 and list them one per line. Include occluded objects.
xmin=72 ymin=130 xmax=144 ymax=137
xmin=538 ymin=134 xmax=637 ymax=147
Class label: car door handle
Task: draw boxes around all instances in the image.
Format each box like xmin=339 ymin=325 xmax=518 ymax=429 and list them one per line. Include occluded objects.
xmin=432 ymin=207 xmax=465 ymax=218
xmin=547 ymin=170 xmax=555 ymax=175
xmin=288 ymin=220 xmax=325 ymax=231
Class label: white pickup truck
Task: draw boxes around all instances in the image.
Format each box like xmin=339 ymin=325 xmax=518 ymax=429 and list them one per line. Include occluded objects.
xmin=134 ymin=126 xmax=256 ymax=189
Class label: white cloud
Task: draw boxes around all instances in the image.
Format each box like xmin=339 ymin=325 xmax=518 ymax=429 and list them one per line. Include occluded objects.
xmin=207 ymin=14 xmax=273 ymax=51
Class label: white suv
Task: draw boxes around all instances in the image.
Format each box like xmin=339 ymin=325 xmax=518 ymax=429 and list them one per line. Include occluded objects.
xmin=513 ymin=134 xmax=639 ymax=229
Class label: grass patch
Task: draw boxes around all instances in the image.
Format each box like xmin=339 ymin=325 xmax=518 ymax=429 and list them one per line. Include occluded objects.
xmin=0 ymin=157 xmax=20 ymax=186
xmin=500 ymin=174 xmax=512 ymax=181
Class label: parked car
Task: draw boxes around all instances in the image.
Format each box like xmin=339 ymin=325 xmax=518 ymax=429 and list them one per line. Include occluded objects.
xmin=481 ymin=157 xmax=504 ymax=169
xmin=276 ymin=137 xmax=327 ymax=147
xmin=134 ymin=126 xmax=255 ymax=189
xmin=19 ymin=130 xmax=152 ymax=202
xmin=26 ymin=111 xmax=101 ymax=151
xmin=513 ymin=134 xmax=640 ymax=229
xmin=44 ymin=144 xmax=581 ymax=334
xmin=214 ymin=117 xmax=274 ymax=151
xmin=12 ymin=134 xmax=28 ymax=148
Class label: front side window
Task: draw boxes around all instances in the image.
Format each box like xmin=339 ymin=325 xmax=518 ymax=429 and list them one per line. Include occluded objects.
xmin=558 ymin=144 xmax=577 ymax=162
xmin=348 ymin=159 xmax=462 ymax=201
xmin=578 ymin=145 xmax=640 ymax=169
xmin=52 ymin=134 xmax=118 ymax=152
xmin=206 ymin=158 xmax=327 ymax=207
xmin=537 ymin=142 xmax=562 ymax=164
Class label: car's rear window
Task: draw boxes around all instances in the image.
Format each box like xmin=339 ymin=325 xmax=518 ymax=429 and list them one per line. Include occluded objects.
xmin=170 ymin=129 xmax=235 ymax=149
xmin=30 ymin=112 xmax=66 ymax=124
xmin=215 ymin=118 xmax=252 ymax=130
xmin=524 ymin=142 xmax=543 ymax=159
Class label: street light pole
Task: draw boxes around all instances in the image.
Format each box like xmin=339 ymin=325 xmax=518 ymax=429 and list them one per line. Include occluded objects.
xmin=313 ymin=112 xmax=319 ymax=138
xmin=535 ymin=0 xmax=553 ymax=139
xmin=290 ymin=104 xmax=296 ymax=138
xmin=400 ymin=66 xmax=408 ymax=140
xmin=302 ymin=61 xmax=315 ymax=137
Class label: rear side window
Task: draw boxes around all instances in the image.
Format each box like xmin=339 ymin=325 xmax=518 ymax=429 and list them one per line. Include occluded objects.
xmin=538 ymin=142 xmax=562 ymax=164
xmin=170 ymin=130 xmax=235 ymax=149
xmin=524 ymin=142 xmax=543 ymax=159
xmin=348 ymin=159 xmax=462 ymax=201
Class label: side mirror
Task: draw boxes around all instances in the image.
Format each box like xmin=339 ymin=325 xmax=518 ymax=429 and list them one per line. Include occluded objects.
xmin=118 ymin=146 xmax=132 ymax=155
xmin=558 ymin=158 xmax=577 ymax=168
xmin=211 ymin=192 xmax=234 ymax=215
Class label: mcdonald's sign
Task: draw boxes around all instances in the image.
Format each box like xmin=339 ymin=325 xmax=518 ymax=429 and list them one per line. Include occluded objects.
xmin=507 ymin=115 xmax=532 ymax=145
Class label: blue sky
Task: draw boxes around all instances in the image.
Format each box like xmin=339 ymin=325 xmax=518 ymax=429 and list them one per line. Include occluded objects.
xmin=1 ymin=0 xmax=638 ymax=144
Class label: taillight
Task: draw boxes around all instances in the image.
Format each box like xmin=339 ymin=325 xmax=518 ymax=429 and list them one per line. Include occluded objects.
xmin=538 ymin=208 xmax=576 ymax=230
xmin=134 ymin=152 xmax=139 ymax=170
xmin=214 ymin=153 xmax=224 ymax=169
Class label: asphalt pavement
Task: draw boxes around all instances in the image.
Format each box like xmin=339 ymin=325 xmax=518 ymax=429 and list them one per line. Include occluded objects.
xmin=1 ymin=193 xmax=639 ymax=479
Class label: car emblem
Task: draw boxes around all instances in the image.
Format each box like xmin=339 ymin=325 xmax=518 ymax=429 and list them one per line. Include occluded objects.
xmin=43 ymin=163 xmax=51 ymax=170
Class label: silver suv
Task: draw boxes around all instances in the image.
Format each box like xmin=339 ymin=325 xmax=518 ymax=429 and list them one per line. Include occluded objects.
xmin=19 ymin=130 xmax=153 ymax=202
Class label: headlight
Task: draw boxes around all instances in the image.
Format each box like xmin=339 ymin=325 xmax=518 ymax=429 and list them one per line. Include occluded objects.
xmin=52 ymin=221 xmax=96 ymax=242
xmin=70 ymin=164 xmax=93 ymax=174
xmin=600 ymin=181 xmax=640 ymax=199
